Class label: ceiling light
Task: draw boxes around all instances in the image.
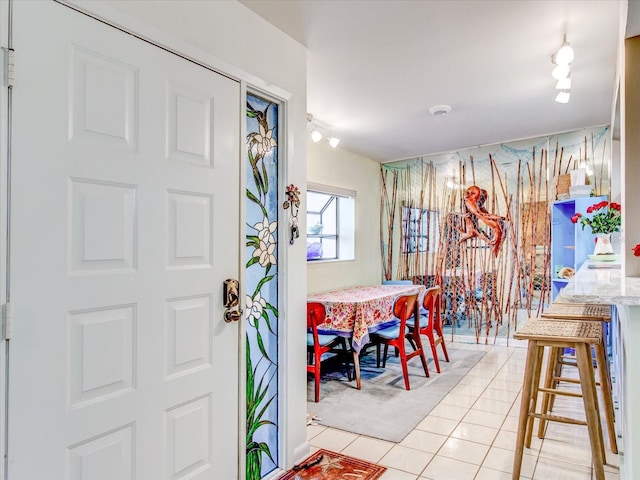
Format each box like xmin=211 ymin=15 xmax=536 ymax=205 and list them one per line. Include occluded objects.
xmin=307 ymin=113 xmax=340 ymax=147
xmin=552 ymin=63 xmax=570 ymax=80
xmin=555 ymin=35 xmax=575 ymax=65
xmin=429 ymin=105 xmax=452 ymax=116
xmin=311 ymin=129 xmax=323 ymax=142
xmin=555 ymin=90 xmax=570 ymax=104
xmin=556 ymin=76 xmax=571 ymax=90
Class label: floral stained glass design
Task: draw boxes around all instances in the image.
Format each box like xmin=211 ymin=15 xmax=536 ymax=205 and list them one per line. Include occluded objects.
xmin=245 ymin=93 xmax=279 ymax=480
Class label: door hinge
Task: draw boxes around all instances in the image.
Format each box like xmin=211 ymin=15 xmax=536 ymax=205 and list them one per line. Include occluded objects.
xmin=4 ymin=303 xmax=14 ymax=340
xmin=3 ymin=47 xmax=15 ymax=89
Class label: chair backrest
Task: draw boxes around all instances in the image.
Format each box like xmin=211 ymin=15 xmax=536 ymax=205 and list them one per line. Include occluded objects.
xmin=422 ymin=286 xmax=441 ymax=329
xmin=307 ymin=302 xmax=326 ymax=344
xmin=393 ymin=294 xmax=418 ymax=330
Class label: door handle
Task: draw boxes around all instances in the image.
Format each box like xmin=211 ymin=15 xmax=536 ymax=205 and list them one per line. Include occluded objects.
xmin=223 ymin=279 xmax=243 ymax=322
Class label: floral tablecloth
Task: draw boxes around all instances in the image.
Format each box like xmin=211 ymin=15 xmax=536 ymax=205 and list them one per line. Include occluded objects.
xmin=307 ymin=284 xmax=425 ymax=352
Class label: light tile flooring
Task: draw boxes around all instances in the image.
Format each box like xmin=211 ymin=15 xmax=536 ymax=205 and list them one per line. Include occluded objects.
xmin=306 ymin=338 xmax=621 ymax=480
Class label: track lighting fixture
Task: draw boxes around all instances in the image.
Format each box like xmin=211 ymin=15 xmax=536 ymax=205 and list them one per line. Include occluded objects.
xmin=307 ymin=113 xmax=340 ymax=148
xmin=552 ymin=35 xmax=573 ymax=103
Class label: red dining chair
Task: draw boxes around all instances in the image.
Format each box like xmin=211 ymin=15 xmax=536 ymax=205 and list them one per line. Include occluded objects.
xmin=307 ymin=302 xmax=352 ymax=402
xmin=371 ymin=293 xmax=429 ymax=390
xmin=410 ymin=286 xmax=450 ymax=373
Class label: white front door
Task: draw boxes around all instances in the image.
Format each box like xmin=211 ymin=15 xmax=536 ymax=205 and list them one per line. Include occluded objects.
xmin=9 ymin=2 xmax=240 ymax=479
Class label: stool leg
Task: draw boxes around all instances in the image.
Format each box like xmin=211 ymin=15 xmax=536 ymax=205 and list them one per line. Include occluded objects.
xmin=576 ymin=343 xmax=605 ymax=480
xmin=513 ymin=340 xmax=539 ymax=480
xmin=547 ymin=346 xmax=564 ymax=412
xmin=537 ymin=346 xmax=559 ymax=438
xmin=595 ymin=340 xmax=618 ymax=454
xmin=525 ymin=344 xmax=544 ymax=448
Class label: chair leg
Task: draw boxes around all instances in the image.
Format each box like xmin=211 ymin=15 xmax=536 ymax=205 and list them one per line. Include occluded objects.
xmin=438 ymin=333 xmax=450 ymax=362
xmin=426 ymin=331 xmax=441 ymax=373
xmin=313 ymin=357 xmax=321 ymax=403
xmin=417 ymin=336 xmax=430 ymax=378
xmin=340 ymin=339 xmax=353 ymax=381
xmin=434 ymin=323 xmax=450 ymax=363
xmin=398 ymin=341 xmax=411 ymax=391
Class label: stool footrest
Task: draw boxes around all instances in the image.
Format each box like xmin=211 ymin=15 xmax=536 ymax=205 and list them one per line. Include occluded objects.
xmin=539 ymin=387 xmax=582 ymax=398
xmin=552 ymin=376 xmax=602 ymax=388
xmin=552 ymin=376 xmax=580 ymax=384
xmin=531 ymin=412 xmax=588 ymax=427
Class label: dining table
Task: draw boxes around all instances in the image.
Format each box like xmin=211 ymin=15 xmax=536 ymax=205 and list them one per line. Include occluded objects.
xmin=307 ymin=283 xmax=426 ymax=389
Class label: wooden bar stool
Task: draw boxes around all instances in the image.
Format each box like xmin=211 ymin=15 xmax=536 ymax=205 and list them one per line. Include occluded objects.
xmin=542 ymin=302 xmax=611 ymax=321
xmin=512 ymin=319 xmax=606 ymax=480
xmin=539 ymin=303 xmax=617 ymax=454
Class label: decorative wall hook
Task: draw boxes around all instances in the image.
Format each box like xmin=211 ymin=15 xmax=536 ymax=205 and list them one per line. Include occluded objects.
xmin=283 ymin=184 xmax=300 ymax=245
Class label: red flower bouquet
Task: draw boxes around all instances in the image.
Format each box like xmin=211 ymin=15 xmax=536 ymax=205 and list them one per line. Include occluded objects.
xmin=570 ymin=201 xmax=621 ymax=234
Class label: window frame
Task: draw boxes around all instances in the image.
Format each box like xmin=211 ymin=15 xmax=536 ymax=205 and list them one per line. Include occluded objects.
xmin=306 ymin=182 xmax=356 ymax=263
xmin=401 ymin=205 xmax=440 ymax=253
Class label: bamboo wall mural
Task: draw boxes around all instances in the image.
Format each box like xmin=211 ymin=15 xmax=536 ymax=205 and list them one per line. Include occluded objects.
xmin=380 ymin=126 xmax=610 ymax=343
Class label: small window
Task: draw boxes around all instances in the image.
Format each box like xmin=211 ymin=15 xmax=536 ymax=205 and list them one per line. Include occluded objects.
xmin=306 ymin=184 xmax=355 ymax=262
xmin=402 ymin=206 xmax=440 ymax=253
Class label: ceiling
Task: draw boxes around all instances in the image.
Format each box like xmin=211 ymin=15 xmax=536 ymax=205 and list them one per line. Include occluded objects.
xmin=238 ymin=0 xmax=624 ymax=162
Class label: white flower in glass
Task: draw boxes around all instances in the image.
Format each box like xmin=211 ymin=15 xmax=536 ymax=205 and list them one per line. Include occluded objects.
xmin=254 ymin=124 xmax=277 ymax=156
xmin=245 ymin=292 xmax=267 ymax=323
xmin=253 ymin=239 xmax=276 ymax=267
xmin=254 ymin=218 xmax=277 ymax=245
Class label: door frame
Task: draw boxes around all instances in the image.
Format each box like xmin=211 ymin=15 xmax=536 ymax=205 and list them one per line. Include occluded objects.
xmin=0 ymin=1 xmax=305 ymax=478
xmin=1 ymin=0 xmax=12 ymax=478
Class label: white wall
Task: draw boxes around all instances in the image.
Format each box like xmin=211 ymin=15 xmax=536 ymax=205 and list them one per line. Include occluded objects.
xmin=307 ymin=140 xmax=382 ymax=293
xmin=65 ymin=0 xmax=310 ymax=471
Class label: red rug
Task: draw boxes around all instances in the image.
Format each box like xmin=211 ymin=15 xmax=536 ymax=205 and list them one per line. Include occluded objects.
xmin=279 ymin=449 xmax=386 ymax=479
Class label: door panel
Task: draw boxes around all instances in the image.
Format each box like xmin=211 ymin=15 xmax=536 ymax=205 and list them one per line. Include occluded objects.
xmin=10 ymin=2 xmax=240 ymax=479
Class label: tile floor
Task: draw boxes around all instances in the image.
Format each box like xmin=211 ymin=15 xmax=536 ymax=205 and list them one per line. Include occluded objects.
xmin=306 ymin=338 xmax=621 ymax=480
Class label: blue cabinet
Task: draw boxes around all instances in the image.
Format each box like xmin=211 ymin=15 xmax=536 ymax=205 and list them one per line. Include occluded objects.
xmin=550 ymin=196 xmax=605 ymax=299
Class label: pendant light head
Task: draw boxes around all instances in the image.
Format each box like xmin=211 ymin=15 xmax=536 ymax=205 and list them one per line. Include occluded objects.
xmin=556 ymin=76 xmax=571 ymax=90
xmin=552 ymin=63 xmax=570 ymax=80
xmin=555 ymin=90 xmax=570 ymax=104
xmin=311 ymin=129 xmax=323 ymax=142
xmin=555 ymin=35 xmax=575 ymax=65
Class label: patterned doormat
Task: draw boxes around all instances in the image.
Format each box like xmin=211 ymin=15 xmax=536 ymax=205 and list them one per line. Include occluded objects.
xmin=278 ymin=449 xmax=386 ymax=479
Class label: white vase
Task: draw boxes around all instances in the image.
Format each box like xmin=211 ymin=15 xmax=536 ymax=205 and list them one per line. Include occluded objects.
xmin=593 ymin=233 xmax=614 ymax=256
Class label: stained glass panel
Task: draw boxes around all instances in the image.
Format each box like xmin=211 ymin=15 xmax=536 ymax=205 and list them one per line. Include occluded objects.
xmin=245 ymin=93 xmax=279 ymax=480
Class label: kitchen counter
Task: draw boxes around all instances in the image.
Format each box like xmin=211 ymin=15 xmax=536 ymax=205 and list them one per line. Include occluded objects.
xmin=557 ymin=261 xmax=640 ymax=305
xmin=556 ymin=260 xmax=640 ymax=479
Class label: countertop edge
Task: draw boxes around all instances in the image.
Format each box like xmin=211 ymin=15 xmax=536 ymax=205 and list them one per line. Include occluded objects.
xmin=555 ymin=261 xmax=640 ymax=305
